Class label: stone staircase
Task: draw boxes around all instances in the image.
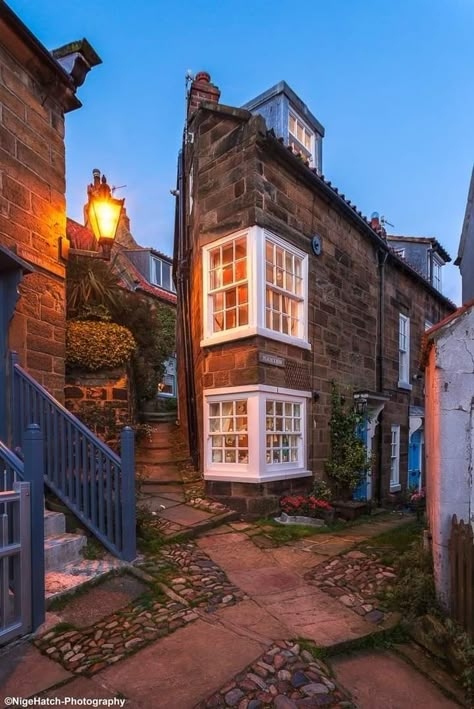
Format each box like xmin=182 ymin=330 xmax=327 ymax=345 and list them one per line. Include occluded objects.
xmin=136 ymin=416 xmax=192 ymax=485
xmin=44 ymin=508 xmax=86 ymax=572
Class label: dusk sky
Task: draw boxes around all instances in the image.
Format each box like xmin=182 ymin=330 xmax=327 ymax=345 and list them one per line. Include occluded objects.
xmin=9 ymin=0 xmax=474 ymax=304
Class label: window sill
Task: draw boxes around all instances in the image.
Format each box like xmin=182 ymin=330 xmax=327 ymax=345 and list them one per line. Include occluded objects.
xmin=204 ymin=468 xmax=312 ymax=484
xmin=397 ymin=381 xmax=413 ymax=391
xmin=201 ymin=326 xmax=311 ymax=351
xmin=389 ymin=484 xmax=401 ymax=493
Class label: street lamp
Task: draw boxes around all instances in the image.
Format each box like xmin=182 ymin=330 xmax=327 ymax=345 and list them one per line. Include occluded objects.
xmin=87 ymin=169 xmax=124 ymax=258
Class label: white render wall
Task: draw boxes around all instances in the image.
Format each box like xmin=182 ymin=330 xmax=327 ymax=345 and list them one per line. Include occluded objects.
xmin=425 ymin=307 xmax=474 ymax=607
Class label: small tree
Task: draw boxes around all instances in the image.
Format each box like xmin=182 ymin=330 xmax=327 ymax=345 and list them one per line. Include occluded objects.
xmin=325 ymin=382 xmax=370 ymax=500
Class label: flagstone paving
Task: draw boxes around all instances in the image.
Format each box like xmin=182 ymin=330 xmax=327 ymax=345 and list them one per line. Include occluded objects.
xmin=19 ymin=511 xmax=459 ymax=707
xmin=35 ymin=541 xmax=247 ymax=676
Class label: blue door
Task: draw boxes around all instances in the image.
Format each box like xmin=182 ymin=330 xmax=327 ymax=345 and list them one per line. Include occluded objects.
xmin=408 ymin=429 xmax=422 ymax=490
xmin=353 ymin=417 xmax=368 ymax=500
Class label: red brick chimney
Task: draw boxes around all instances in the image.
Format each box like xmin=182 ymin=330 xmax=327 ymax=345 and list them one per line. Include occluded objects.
xmin=187 ymin=71 xmax=220 ymax=118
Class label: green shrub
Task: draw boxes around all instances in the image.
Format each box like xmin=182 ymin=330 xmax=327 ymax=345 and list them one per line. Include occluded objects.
xmin=384 ymin=540 xmax=438 ymax=617
xmin=325 ymin=383 xmax=370 ymax=499
xmin=66 ymin=321 xmax=136 ymax=371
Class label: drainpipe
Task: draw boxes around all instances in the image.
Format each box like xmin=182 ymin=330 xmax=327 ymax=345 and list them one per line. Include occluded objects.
xmin=376 ymin=248 xmax=388 ymax=503
xmin=174 ymin=149 xmax=199 ymax=469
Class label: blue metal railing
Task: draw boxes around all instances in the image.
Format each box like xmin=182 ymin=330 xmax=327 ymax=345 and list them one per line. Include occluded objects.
xmin=0 ymin=427 xmax=45 ymax=632
xmin=11 ymin=354 xmax=136 ymax=562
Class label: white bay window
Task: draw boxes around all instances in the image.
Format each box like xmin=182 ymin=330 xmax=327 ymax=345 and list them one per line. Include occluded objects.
xmin=204 ymin=386 xmax=311 ymax=483
xmin=202 ymin=227 xmax=309 ymax=349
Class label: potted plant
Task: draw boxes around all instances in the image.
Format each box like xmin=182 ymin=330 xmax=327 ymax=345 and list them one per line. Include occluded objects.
xmin=325 ymin=383 xmax=371 ymax=520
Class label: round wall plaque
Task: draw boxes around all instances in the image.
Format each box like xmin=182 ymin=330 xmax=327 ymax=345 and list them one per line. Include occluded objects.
xmin=311 ymin=235 xmax=322 ymax=256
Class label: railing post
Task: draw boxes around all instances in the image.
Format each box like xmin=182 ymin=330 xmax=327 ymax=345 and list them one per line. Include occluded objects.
xmin=23 ymin=424 xmax=45 ymax=630
xmin=10 ymin=351 xmax=20 ymax=449
xmin=120 ymin=427 xmax=136 ymax=562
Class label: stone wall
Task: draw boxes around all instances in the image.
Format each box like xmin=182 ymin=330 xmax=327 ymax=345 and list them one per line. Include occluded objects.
xmin=0 ymin=42 xmax=67 ymax=400
xmin=65 ymin=368 xmax=134 ymax=445
xmin=179 ymin=102 xmax=455 ymax=504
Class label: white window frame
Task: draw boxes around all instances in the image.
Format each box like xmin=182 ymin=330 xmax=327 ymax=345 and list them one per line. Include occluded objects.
xmin=288 ymin=109 xmax=314 ymax=164
xmin=390 ymin=424 xmax=401 ymax=492
xmin=203 ymin=385 xmax=311 ymax=483
xmin=424 ymin=320 xmax=433 ymax=331
xmin=432 ymin=256 xmax=442 ymax=291
xmin=158 ymin=357 xmax=177 ymax=398
xmin=151 ymin=256 xmax=176 ymax=293
xmin=398 ymin=313 xmax=412 ymax=390
xmin=201 ymin=226 xmax=309 ymax=350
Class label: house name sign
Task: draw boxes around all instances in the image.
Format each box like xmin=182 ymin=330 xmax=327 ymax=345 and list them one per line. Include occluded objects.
xmin=258 ymin=352 xmax=286 ymax=368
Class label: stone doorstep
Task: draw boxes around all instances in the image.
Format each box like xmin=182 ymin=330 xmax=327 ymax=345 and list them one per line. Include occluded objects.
xmin=44 ymin=560 xmax=131 ymax=607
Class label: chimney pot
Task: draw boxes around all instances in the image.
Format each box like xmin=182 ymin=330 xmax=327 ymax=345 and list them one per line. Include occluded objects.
xmin=195 ymin=71 xmax=211 ymax=83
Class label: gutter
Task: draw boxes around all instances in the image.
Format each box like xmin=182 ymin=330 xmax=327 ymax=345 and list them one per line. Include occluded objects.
xmin=263 ymin=133 xmax=456 ymax=311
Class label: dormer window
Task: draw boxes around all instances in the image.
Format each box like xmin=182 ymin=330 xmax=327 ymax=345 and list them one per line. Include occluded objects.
xmin=431 ymin=255 xmax=442 ymax=292
xmin=152 ymin=256 xmax=176 ymax=292
xmin=288 ymin=111 xmax=313 ymax=164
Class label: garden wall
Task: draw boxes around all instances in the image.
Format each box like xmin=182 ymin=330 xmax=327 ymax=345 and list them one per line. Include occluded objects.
xmin=65 ymin=367 xmax=135 ymax=446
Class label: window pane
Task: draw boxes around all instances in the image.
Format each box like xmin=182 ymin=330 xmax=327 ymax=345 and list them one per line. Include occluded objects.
xmin=222 ymin=264 xmax=233 ymax=285
xmin=235 ymin=259 xmax=246 ymax=281
xmin=238 ymin=284 xmax=248 ymax=303
xmin=212 ymin=450 xmax=223 ymax=463
xmin=239 ymin=305 xmax=248 ymax=326
xmin=226 ymin=289 xmax=236 ymax=308
xmin=235 ymin=238 xmax=246 ymax=260
xmin=222 ymin=243 xmax=233 ymax=265
xmin=162 ymin=262 xmax=171 ymax=291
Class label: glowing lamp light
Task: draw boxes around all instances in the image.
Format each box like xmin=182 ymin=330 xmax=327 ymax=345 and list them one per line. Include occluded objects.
xmin=87 ymin=169 xmax=124 ymax=258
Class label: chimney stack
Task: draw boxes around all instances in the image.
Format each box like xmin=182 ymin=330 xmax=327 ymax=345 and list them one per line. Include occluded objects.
xmin=52 ymin=39 xmax=102 ymax=89
xmin=187 ymin=71 xmax=220 ymax=119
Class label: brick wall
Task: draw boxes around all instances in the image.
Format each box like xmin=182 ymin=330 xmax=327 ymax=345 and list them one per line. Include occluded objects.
xmin=0 ymin=43 xmax=67 ymax=400
xmin=178 ymin=102 xmax=454 ymax=501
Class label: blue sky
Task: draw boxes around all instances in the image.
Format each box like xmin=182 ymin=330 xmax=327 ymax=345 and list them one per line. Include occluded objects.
xmin=9 ymin=0 xmax=474 ymax=304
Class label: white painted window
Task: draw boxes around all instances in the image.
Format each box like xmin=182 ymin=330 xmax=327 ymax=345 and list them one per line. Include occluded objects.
xmin=152 ymin=256 xmax=176 ymax=293
xmin=398 ymin=314 xmax=411 ymax=388
xmin=209 ymin=399 xmax=248 ymax=464
xmin=265 ymin=400 xmax=302 ymax=465
xmin=202 ymin=227 xmax=309 ymax=349
xmin=289 ymin=111 xmax=313 ymax=162
xmin=207 ymin=235 xmax=248 ymax=333
xmin=203 ymin=385 xmax=311 ymax=483
xmin=265 ymin=238 xmax=304 ymax=338
xmin=424 ymin=320 xmax=433 ymax=331
xmin=432 ymin=257 xmax=442 ymax=291
xmin=390 ymin=424 xmax=401 ymax=491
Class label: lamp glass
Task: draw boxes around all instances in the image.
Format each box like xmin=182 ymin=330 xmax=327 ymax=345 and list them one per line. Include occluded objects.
xmin=89 ymin=199 xmax=122 ymax=241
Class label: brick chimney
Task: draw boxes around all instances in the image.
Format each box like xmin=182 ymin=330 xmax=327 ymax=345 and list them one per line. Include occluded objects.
xmin=187 ymin=71 xmax=220 ymax=118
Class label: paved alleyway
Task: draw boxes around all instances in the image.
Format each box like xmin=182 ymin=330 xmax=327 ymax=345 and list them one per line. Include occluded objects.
xmin=0 ymin=515 xmax=461 ymax=708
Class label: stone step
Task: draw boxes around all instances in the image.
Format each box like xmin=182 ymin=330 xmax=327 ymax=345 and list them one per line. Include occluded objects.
xmin=139 ymin=462 xmax=184 ymax=483
xmin=44 ymin=533 xmax=86 ymax=572
xmin=136 ymin=449 xmax=189 ymax=464
xmin=44 ymin=509 xmax=65 ymax=538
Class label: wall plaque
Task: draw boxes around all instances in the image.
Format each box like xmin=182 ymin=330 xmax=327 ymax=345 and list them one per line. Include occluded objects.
xmin=258 ymin=352 xmax=285 ymax=368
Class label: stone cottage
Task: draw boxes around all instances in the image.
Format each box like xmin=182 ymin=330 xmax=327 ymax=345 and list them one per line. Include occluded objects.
xmin=174 ymin=73 xmax=455 ymax=515
xmin=0 ymin=2 xmax=100 ymax=421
